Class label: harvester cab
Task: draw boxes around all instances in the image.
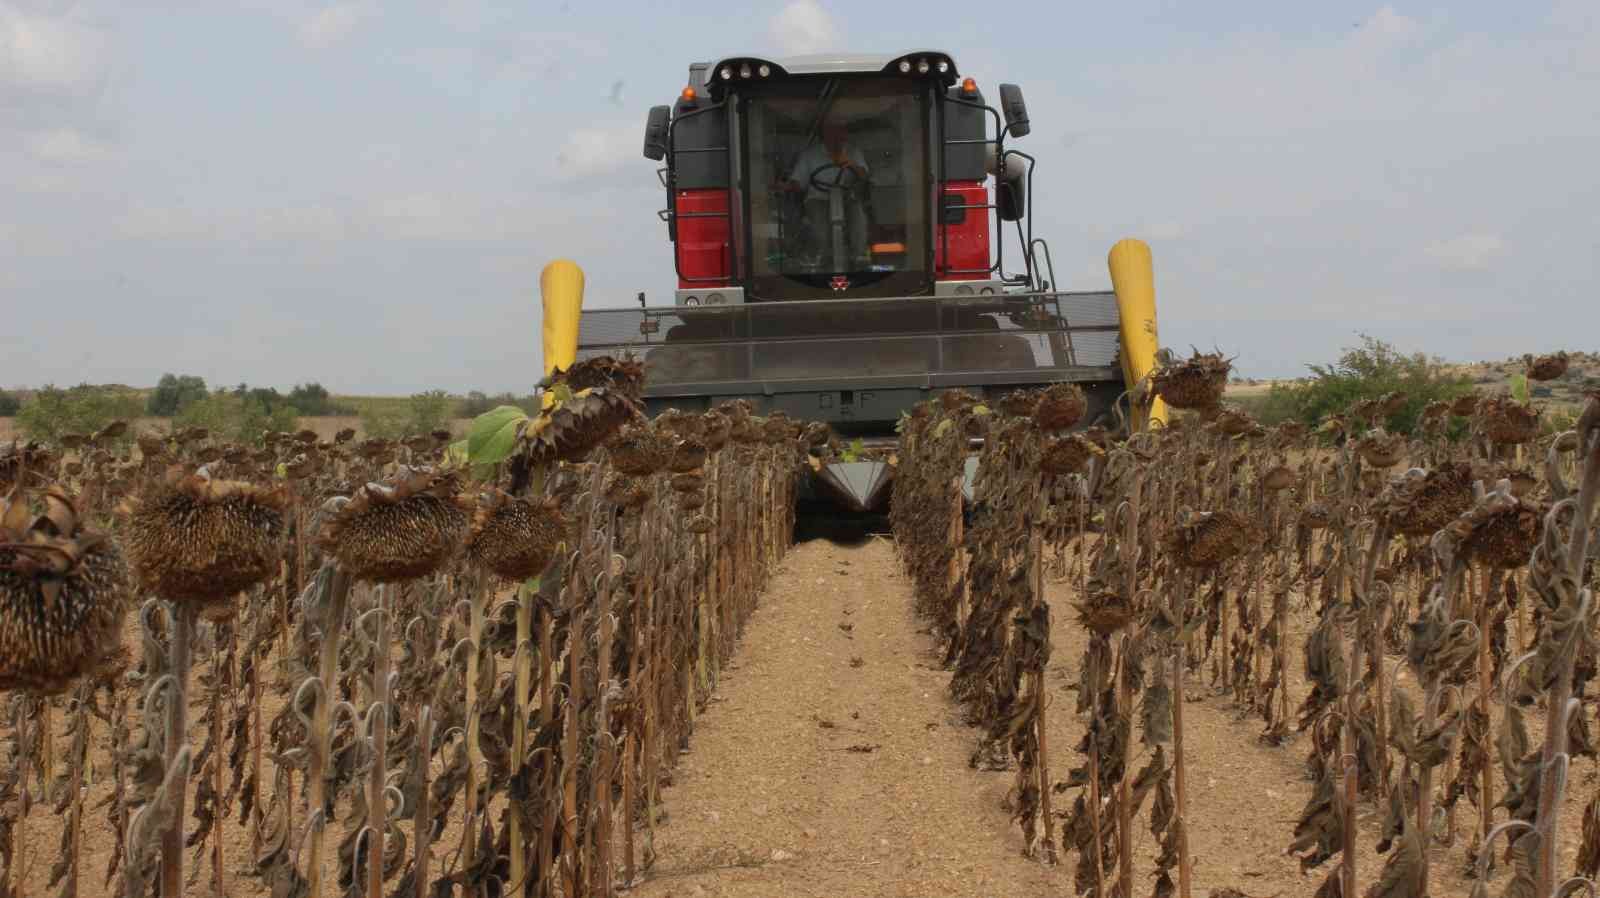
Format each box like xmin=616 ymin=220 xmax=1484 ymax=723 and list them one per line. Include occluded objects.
xmin=564 ymin=50 xmax=1165 ymax=510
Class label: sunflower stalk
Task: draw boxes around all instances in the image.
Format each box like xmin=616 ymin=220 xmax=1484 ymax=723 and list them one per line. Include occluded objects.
xmin=158 ymin=602 xmax=196 ymax=898
xmin=1531 ymin=412 xmax=1600 ymax=898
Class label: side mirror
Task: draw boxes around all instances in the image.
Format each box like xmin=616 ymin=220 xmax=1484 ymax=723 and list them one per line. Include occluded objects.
xmin=997 ymin=157 xmax=1026 ymax=221
xmin=998 ymin=83 xmax=1030 ymax=138
xmin=643 ymin=105 xmax=671 ymax=161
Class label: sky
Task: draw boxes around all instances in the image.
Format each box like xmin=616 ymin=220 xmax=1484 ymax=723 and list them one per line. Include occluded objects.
xmin=2 ymin=0 xmax=1597 ymax=394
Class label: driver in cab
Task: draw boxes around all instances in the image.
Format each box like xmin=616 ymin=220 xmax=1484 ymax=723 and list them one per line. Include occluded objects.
xmin=784 ymin=119 xmax=870 ymax=201
xmin=782 ymin=118 xmax=871 ymax=266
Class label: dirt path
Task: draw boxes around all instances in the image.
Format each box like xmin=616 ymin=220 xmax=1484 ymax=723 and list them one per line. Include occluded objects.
xmin=630 ymin=537 xmax=1060 ymax=898
xmin=630 ymin=536 xmax=1599 ymax=898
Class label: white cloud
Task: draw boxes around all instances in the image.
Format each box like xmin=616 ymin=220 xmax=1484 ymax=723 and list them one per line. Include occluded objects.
xmin=1424 ymin=233 xmax=1507 ymax=270
xmin=297 ymin=2 xmax=376 ymax=50
xmin=0 ymin=3 xmax=105 ymax=90
xmin=769 ymin=0 xmax=838 ymax=56
xmin=553 ymin=122 xmax=638 ymax=180
xmin=24 ymin=128 xmax=109 ymax=164
xmin=1362 ymin=6 xmax=1421 ymax=42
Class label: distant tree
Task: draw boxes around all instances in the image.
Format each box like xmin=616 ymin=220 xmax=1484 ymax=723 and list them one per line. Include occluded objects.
xmin=287 ymin=382 xmax=352 ymax=416
xmin=0 ymin=389 xmax=20 ymax=417
xmin=176 ymin=392 xmax=297 ymax=446
xmin=17 ymin=384 xmax=144 ymax=444
xmin=146 ymin=373 xmax=209 ymax=416
xmin=1241 ymin=334 xmax=1473 ymax=434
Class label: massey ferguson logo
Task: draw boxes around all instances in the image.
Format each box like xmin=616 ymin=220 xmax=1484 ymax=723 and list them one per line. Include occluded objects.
xmin=830 ymin=275 xmax=849 ymax=292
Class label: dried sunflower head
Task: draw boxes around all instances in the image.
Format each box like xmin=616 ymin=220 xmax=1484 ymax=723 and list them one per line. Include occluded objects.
xmin=763 ymin=413 xmax=796 ymax=444
xmin=0 ymin=485 xmax=131 ymax=695
xmin=1477 ymin=396 xmax=1540 ymax=446
xmin=1261 ymin=465 xmax=1297 ymax=492
xmin=603 ymin=472 xmax=652 ymax=508
xmin=1439 ymin=484 xmax=1545 ymax=570
xmin=701 ymin=412 xmax=731 ymax=451
xmin=1032 ymin=384 xmax=1087 ymax=431
xmin=1213 ymin=407 xmax=1255 ymax=436
xmin=1450 ymin=392 xmax=1481 ymax=418
xmin=1378 ymin=463 xmax=1474 ymax=538
xmin=670 ymin=472 xmax=705 ymax=493
xmin=1040 ymin=434 xmax=1103 ymax=476
xmin=522 ymin=387 xmax=643 ymax=464
xmin=1356 ymin=428 xmax=1406 ymax=468
xmin=0 ymin=442 xmax=58 ymax=493
xmin=653 ymin=408 xmax=703 ymax=439
xmin=466 ymin=489 xmax=568 ymax=582
xmin=1525 ymin=351 xmax=1569 ymax=382
xmin=997 ymin=389 xmax=1040 ymax=418
xmin=605 ymin=423 xmax=672 ymax=477
xmin=1150 ymin=351 xmax=1231 ymax=411
xmin=938 ymin=389 xmax=980 ymax=412
xmin=546 ymin=355 xmax=646 ymax=401
xmin=1166 ymin=509 xmax=1254 ymax=568
xmin=800 ymin=422 xmax=831 ymax=450
xmin=670 ymin=438 xmax=709 ymax=473
xmin=318 ymin=466 xmax=468 ymax=583
xmin=123 ymin=467 xmax=287 ymax=608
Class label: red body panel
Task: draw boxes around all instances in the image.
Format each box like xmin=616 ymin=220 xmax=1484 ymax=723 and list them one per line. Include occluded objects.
xmin=935 ymin=180 xmax=991 ymax=280
xmin=674 ymin=188 xmax=731 ymax=287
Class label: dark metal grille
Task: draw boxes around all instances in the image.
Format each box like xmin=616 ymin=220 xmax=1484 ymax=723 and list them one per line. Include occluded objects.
xmin=575 ymin=290 xmax=1121 ymax=390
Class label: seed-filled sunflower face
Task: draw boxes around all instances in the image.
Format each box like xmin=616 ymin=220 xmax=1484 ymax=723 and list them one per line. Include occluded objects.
xmin=466 ymin=488 xmax=568 ymax=582
xmin=1 ymin=485 xmax=131 ymax=694
xmin=122 ymin=467 xmax=287 ymax=607
xmin=318 ymin=466 xmax=469 ymax=584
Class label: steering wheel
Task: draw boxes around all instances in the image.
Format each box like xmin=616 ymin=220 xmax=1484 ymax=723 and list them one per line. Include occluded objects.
xmin=807 ymin=161 xmax=868 ymax=194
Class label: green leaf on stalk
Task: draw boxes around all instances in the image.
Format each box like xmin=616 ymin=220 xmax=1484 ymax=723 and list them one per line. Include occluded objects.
xmin=468 ymin=405 xmax=528 ymax=466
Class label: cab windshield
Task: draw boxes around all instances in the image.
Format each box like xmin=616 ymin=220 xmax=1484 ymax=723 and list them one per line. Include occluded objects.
xmin=744 ymin=77 xmax=930 ymax=299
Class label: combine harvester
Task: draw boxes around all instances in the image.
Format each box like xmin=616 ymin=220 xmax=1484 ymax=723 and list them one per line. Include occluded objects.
xmin=546 ymin=49 xmax=1168 ymax=511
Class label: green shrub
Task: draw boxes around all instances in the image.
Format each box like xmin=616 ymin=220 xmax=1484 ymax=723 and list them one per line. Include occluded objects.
xmin=458 ymin=390 xmax=539 ymax=418
xmin=146 ymin=373 xmax=209 ymax=416
xmin=362 ymin=390 xmax=455 ymax=439
xmin=1239 ymin=334 xmax=1473 ymax=434
xmin=16 ymin=384 xmax=143 ymax=444
xmin=0 ymin=390 xmax=20 ymax=417
xmin=175 ymin=392 xmax=298 ymax=446
xmin=287 ymin=382 xmax=354 ymax=416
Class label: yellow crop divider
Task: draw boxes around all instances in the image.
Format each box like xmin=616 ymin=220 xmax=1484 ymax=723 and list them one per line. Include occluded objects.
xmin=1108 ymin=238 xmax=1168 ymax=431
xmin=539 ymin=260 xmax=585 ymax=408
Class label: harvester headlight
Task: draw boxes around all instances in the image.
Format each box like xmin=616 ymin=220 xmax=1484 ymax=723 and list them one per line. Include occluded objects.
xmin=758 ymin=64 xmax=771 ymax=77
xmin=707 ymin=292 xmax=725 ymax=305
xmin=684 ymin=295 xmax=700 ymax=306
xmin=916 ymin=59 xmax=930 ymax=74
xmin=937 ymin=60 xmax=950 ymax=74
xmin=979 ymin=286 xmax=996 ymax=295
xmin=739 ymin=64 xmax=751 ymax=78
xmin=719 ymin=66 xmax=732 ymax=80
xmin=954 ymin=285 xmax=975 ymax=296
xmin=898 ymin=60 xmax=911 ymax=73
